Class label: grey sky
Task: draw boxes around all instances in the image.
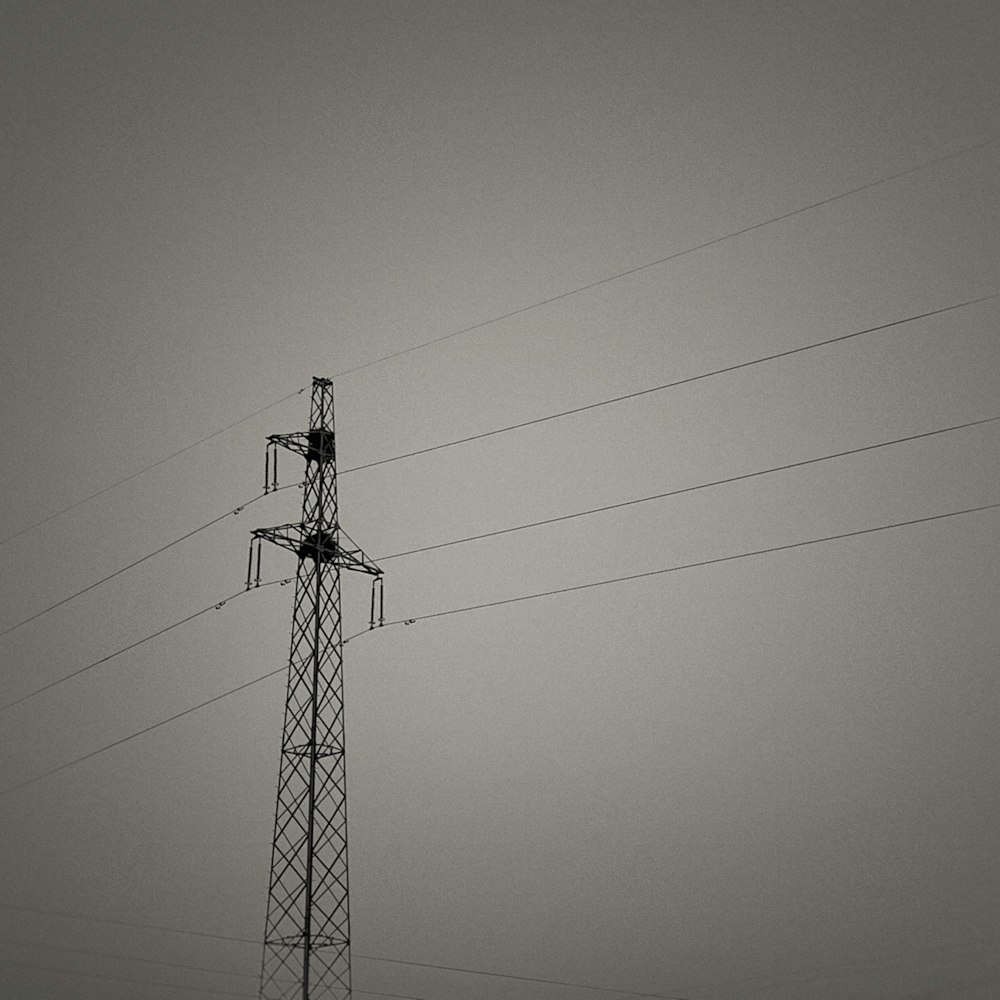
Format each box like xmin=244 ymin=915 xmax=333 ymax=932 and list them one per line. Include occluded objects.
xmin=1 ymin=2 xmax=998 ymax=999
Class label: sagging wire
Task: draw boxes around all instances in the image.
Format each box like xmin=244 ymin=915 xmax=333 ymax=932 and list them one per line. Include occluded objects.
xmin=0 ymin=572 xmax=303 ymax=716
xmin=0 ymin=483 xmax=301 ymax=641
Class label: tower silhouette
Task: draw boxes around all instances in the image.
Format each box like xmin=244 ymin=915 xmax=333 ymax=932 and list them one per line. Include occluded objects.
xmin=248 ymin=377 xmax=382 ymax=1000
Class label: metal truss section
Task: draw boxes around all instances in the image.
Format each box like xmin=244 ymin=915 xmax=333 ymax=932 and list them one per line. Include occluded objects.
xmin=249 ymin=523 xmax=381 ymax=579
xmin=253 ymin=377 xmax=381 ymax=1000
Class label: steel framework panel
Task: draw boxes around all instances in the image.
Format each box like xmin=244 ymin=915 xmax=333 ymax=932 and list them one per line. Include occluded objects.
xmin=254 ymin=377 xmax=380 ymax=1000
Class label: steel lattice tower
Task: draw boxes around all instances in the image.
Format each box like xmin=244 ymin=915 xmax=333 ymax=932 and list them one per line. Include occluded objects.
xmin=248 ymin=377 xmax=382 ymax=1000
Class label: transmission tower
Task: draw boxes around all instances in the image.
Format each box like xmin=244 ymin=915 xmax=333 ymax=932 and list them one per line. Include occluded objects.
xmin=248 ymin=376 xmax=383 ymax=1000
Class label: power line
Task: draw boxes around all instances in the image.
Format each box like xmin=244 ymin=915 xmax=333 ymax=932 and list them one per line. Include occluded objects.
xmin=4 ymin=284 xmax=994 ymax=655
xmin=11 ymin=290 xmax=992 ymax=647
xmin=375 ymin=415 xmax=1000 ymax=561
xmin=0 ymin=580 xmax=297 ymax=790
xmin=32 ymin=670 xmax=284 ymax=790
xmin=0 ymin=902 xmax=256 ymax=945
xmin=328 ymin=139 xmax=995 ymax=379
xmin=3 ymin=954 xmax=438 ymax=1000
xmin=8 ymin=413 xmax=994 ymax=715
xmin=702 ymin=952 xmax=1000 ymax=999
xmin=0 ymin=936 xmax=259 ymax=980
xmin=8 ymin=293 xmax=992 ymax=651
xmin=0 ymin=485 xmax=297 ymax=641
xmin=0 ymin=957 xmax=255 ymax=998
xmin=4 ymin=502 xmax=995 ymax=797
xmin=382 ymin=502 xmax=999 ymax=628
xmin=2 ymin=139 xmax=990 ymax=549
xmin=351 ymin=953 xmax=690 ymax=999
xmin=352 ymin=990 xmax=439 ymax=1000
xmin=5 ymin=662 xmax=286 ymax=793
xmin=0 ymin=585 xmax=257 ymax=715
xmin=342 ymin=293 xmax=997 ymax=474
xmin=0 ymin=905 xmax=688 ymax=1000
xmin=2 ymin=902 xmax=992 ymax=1000
xmin=0 ymin=389 xmax=308 ymax=549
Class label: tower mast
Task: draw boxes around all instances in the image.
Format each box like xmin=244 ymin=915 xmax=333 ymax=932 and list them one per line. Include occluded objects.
xmin=249 ymin=377 xmax=382 ymax=1000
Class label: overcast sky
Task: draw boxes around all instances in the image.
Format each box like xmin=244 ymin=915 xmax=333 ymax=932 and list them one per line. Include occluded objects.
xmin=1 ymin=2 xmax=998 ymax=999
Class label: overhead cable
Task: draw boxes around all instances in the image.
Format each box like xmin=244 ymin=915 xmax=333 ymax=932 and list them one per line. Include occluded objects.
xmin=0 ymin=485 xmax=297 ymax=640
xmin=4 ymin=501 xmax=996 ymax=797
xmin=0 ymin=901 xmax=256 ymax=945
xmin=4 ymin=661 xmax=286 ymax=794
xmin=0 ymin=900 xmax=989 ymax=1000
xmin=9 ymin=294 xmax=993 ymax=640
xmin=332 ymin=140 xmax=994 ymax=379
xmin=352 ymin=952 xmax=691 ymax=999
xmin=0 ymin=585 xmax=257 ymax=715
xmin=0 ymin=390 xmax=308 ymax=549
xmin=0 ymin=957 xmax=254 ymax=998
xmin=375 ymin=415 xmax=1000 ymax=561
xmin=382 ymin=502 xmax=999 ymax=628
xmin=0 ymin=936 xmax=260 ymax=980
xmin=0 ymin=578 xmax=296 ymax=760
xmin=8 ymin=414 xmax=995 ymax=715
xmin=2 ymin=139 xmax=990 ymax=548
xmin=343 ymin=294 xmax=997 ymax=474
xmin=0 ymin=956 xmax=435 ymax=1000
xmin=0 ymin=903 xmax=689 ymax=1000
